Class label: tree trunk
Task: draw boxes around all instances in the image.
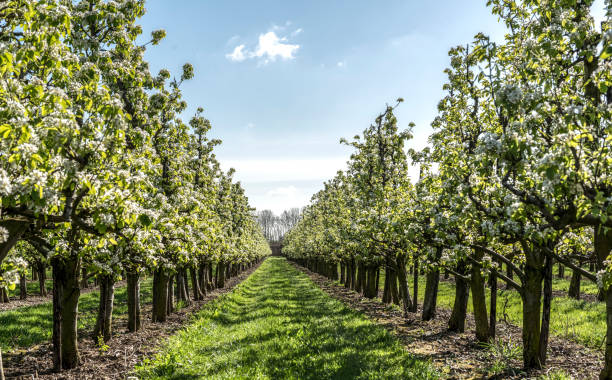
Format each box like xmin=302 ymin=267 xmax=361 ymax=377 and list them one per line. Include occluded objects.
xmin=167 ymin=274 xmax=174 ymax=313
xmin=411 ymin=258 xmax=419 ymax=312
xmin=190 ymin=266 xmax=203 ymax=301
xmin=126 ymin=271 xmax=141 ymax=332
xmin=595 ymin=228 xmax=612 ymax=380
xmin=51 ymin=255 xmax=81 ymax=370
xmin=396 ymin=254 xmax=413 ymax=317
xmin=152 ymin=268 xmax=169 ymax=323
xmin=365 ymin=266 xmax=377 ymax=299
xmin=375 ymin=266 xmax=380 ymax=297
xmin=471 ymin=249 xmax=490 ymax=343
xmin=568 ymin=264 xmax=582 ymax=299
xmin=539 ymin=256 xmax=553 ymax=366
xmin=505 ymin=261 xmax=514 ymax=290
xmin=217 ymin=262 xmax=226 ymax=288
xmin=448 ymin=260 xmax=469 ymax=332
xmin=0 ymin=287 xmax=8 ymax=303
xmin=489 ymin=261 xmax=498 ymax=339
xmin=208 ymin=264 xmax=214 ymax=290
xmin=521 ymin=252 xmax=544 ymax=369
xmin=37 ymin=262 xmax=47 ymax=297
xmin=19 ymin=272 xmax=27 ymax=300
xmin=93 ymin=275 xmax=115 ymax=342
xmin=80 ymin=267 xmax=88 ymax=289
xmin=355 ymin=261 xmax=364 ymax=294
xmin=382 ymin=266 xmax=391 ymax=303
xmin=340 ymin=263 xmax=345 ymax=284
xmin=557 ymin=262 xmax=565 ymax=279
xmin=422 ymin=248 xmax=442 ymax=321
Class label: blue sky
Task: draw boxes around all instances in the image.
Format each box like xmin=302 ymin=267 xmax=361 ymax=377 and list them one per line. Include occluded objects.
xmin=139 ymin=0 xmax=606 ymax=214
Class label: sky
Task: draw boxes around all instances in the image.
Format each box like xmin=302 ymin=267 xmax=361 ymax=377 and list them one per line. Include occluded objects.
xmin=138 ymin=0 xmax=607 ymax=215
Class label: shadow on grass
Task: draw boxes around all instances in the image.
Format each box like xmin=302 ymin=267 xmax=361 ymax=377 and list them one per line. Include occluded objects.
xmin=135 ymin=258 xmax=438 ymax=380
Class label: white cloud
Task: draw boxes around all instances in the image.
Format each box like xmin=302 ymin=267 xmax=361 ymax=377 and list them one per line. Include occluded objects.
xmin=225 ymin=27 xmax=301 ymax=64
xmin=337 ymin=60 xmax=346 ymax=68
xmin=246 ymin=122 xmax=255 ymax=129
xmin=226 ymin=44 xmax=247 ymax=62
xmin=253 ymin=31 xmax=299 ymax=63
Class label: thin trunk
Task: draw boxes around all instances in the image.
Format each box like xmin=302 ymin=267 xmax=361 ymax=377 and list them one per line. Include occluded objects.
xmin=448 ymin=260 xmax=469 ymax=332
xmin=539 ymin=256 xmax=553 ymax=365
xmin=167 ymin=275 xmax=174 ymax=313
xmin=190 ymin=266 xmax=203 ymax=301
xmin=489 ymin=260 xmax=498 ymax=339
xmin=382 ymin=266 xmax=391 ymax=303
xmin=52 ymin=255 xmax=81 ymax=370
xmin=596 ymin=228 xmax=612 ymax=380
xmin=93 ymin=275 xmax=115 ymax=342
xmin=151 ymin=268 xmax=169 ymax=323
xmin=37 ymin=262 xmax=47 ymax=297
xmin=471 ymin=249 xmax=490 ymax=343
xmin=19 ymin=273 xmax=26 ymax=300
xmin=422 ymin=247 xmax=442 ymax=321
xmin=217 ymin=262 xmax=226 ymax=288
xmin=375 ymin=266 xmax=380 ymax=296
xmin=396 ymin=254 xmax=412 ymax=317
xmin=411 ymin=258 xmax=419 ymax=312
xmin=340 ymin=263 xmax=345 ymax=284
xmin=557 ymin=262 xmax=565 ymax=279
xmin=521 ymin=252 xmax=544 ymax=369
xmin=80 ymin=267 xmax=88 ymax=289
xmin=126 ymin=271 xmax=141 ymax=332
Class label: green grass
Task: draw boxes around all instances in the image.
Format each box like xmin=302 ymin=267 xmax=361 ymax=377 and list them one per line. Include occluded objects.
xmin=0 ymin=277 xmax=153 ymax=351
xmin=135 ymin=257 xmax=438 ymax=380
xmin=372 ymin=270 xmax=605 ymax=350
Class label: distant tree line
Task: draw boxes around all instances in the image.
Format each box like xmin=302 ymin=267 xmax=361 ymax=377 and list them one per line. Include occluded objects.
xmin=256 ymin=208 xmax=301 ymax=243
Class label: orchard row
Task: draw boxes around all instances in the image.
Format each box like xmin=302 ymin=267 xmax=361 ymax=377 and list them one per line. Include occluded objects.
xmin=283 ymin=1 xmax=612 ymax=378
xmin=0 ymin=0 xmax=270 ymax=372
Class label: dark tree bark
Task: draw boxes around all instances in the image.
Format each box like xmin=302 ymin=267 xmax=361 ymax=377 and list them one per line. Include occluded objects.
xmin=539 ymin=256 xmax=553 ymax=365
xmin=217 ymin=262 xmax=226 ymax=288
xmin=340 ymin=263 xmax=345 ymax=284
xmin=51 ymin=255 xmax=81 ymax=370
xmin=19 ymin=272 xmax=27 ymax=300
xmin=190 ymin=266 xmax=203 ymax=301
xmin=396 ymin=254 xmax=413 ymax=318
xmin=382 ymin=265 xmax=391 ymax=303
xmin=167 ymin=274 xmax=174 ymax=314
xmin=595 ymin=228 xmax=612 ymax=380
xmin=151 ymin=268 xmax=169 ymax=323
xmin=93 ymin=275 xmax=115 ymax=342
xmin=80 ymin=267 xmax=88 ymax=289
xmin=422 ymin=247 xmax=442 ymax=321
xmin=521 ymin=249 xmax=545 ymax=369
xmin=557 ymin=262 xmax=565 ymax=279
xmin=471 ymin=249 xmax=490 ymax=343
xmin=37 ymin=261 xmax=47 ymax=297
xmin=448 ymin=260 xmax=469 ymax=332
xmin=489 ymin=260 xmax=498 ymax=339
xmin=411 ymin=258 xmax=419 ymax=312
xmin=126 ymin=271 xmax=141 ymax=332
xmin=568 ymin=263 xmax=582 ymax=299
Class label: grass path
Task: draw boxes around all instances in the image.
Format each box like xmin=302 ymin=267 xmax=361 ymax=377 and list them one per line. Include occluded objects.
xmin=135 ymin=257 xmax=438 ymax=379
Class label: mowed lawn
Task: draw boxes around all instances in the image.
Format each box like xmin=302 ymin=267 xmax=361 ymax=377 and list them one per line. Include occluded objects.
xmin=135 ymin=257 xmax=438 ymax=380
